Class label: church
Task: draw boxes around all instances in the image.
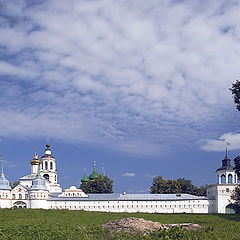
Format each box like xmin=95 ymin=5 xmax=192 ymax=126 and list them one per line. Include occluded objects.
xmin=0 ymin=143 xmax=238 ymax=214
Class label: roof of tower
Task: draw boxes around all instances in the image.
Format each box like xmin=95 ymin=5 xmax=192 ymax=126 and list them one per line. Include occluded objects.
xmin=216 ymin=155 xmax=234 ymax=172
xmin=30 ymin=154 xmax=40 ymax=165
xmin=89 ymin=168 xmax=99 ymax=180
xmin=81 ymin=174 xmax=89 ymax=183
xmin=41 ymin=143 xmax=55 ymax=159
xmin=0 ymin=166 xmax=11 ymax=190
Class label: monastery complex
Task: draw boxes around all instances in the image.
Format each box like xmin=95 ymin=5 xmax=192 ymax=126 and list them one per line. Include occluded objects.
xmin=0 ymin=143 xmax=238 ymax=214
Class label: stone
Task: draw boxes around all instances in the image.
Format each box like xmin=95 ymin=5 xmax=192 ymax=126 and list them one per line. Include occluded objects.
xmin=102 ymin=217 xmax=201 ymax=235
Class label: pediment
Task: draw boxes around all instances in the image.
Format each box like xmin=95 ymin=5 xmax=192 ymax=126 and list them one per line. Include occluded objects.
xmin=11 ymin=184 xmax=28 ymax=193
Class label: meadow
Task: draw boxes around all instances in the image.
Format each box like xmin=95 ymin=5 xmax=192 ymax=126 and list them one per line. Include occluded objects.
xmin=0 ymin=209 xmax=239 ymax=239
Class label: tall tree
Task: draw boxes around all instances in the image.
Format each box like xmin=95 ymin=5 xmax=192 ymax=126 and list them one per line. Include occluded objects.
xmin=80 ymin=175 xmax=113 ymax=194
xmin=150 ymin=176 xmax=206 ymax=196
xmin=232 ymin=186 xmax=240 ymax=205
xmin=230 ymin=80 xmax=240 ymax=111
xmin=230 ymin=81 xmax=240 ymax=177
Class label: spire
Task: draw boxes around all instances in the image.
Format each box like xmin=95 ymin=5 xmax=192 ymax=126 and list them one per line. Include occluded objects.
xmin=0 ymin=154 xmax=3 ymax=176
xmin=225 ymin=142 xmax=231 ymax=158
xmin=102 ymin=167 xmax=105 ymax=176
xmin=0 ymin=156 xmax=11 ymax=190
xmin=1 ymin=162 xmax=3 ymax=177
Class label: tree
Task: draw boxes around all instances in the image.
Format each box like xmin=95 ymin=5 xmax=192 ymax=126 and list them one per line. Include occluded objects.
xmin=80 ymin=175 xmax=113 ymax=194
xmin=232 ymin=186 xmax=240 ymax=204
xmin=234 ymin=156 xmax=240 ymax=179
xmin=230 ymin=80 xmax=240 ymax=111
xmin=150 ymin=176 xmax=206 ymax=196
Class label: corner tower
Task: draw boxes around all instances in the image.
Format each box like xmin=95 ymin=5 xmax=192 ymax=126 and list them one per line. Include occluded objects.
xmin=216 ymin=150 xmax=237 ymax=184
xmin=207 ymin=148 xmax=238 ymax=213
xmin=40 ymin=142 xmax=62 ymax=193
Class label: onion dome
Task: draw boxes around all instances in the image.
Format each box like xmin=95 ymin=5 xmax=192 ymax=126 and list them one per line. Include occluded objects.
xmin=30 ymin=154 xmax=40 ymax=165
xmin=31 ymin=167 xmax=48 ymax=191
xmin=0 ymin=166 xmax=11 ymax=190
xmin=41 ymin=142 xmax=54 ymax=158
xmin=89 ymin=168 xmax=99 ymax=180
xmin=81 ymin=174 xmax=89 ymax=183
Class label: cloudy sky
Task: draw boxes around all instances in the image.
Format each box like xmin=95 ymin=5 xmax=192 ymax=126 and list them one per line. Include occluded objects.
xmin=0 ymin=0 xmax=240 ymax=192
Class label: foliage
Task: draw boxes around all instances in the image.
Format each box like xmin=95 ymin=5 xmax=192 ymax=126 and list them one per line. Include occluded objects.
xmin=80 ymin=174 xmax=113 ymax=194
xmin=231 ymin=186 xmax=240 ymax=205
xmin=230 ymin=80 xmax=240 ymax=111
xmin=150 ymin=176 xmax=206 ymax=196
xmin=0 ymin=210 xmax=240 ymax=239
xmin=233 ymin=156 xmax=240 ymax=178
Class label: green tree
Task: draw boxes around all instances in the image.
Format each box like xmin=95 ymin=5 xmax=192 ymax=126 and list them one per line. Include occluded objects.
xmin=80 ymin=175 xmax=113 ymax=194
xmin=232 ymin=186 xmax=240 ymax=204
xmin=230 ymin=80 xmax=240 ymax=111
xmin=234 ymin=156 xmax=240 ymax=179
xmin=150 ymin=176 xmax=206 ymax=196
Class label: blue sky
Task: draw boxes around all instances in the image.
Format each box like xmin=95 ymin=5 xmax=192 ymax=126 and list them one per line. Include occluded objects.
xmin=0 ymin=0 xmax=240 ymax=193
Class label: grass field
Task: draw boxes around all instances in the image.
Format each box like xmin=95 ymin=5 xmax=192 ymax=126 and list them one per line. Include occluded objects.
xmin=0 ymin=210 xmax=240 ymax=239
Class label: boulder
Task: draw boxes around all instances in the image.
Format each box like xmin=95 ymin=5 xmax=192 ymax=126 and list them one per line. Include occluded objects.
xmin=102 ymin=217 xmax=201 ymax=235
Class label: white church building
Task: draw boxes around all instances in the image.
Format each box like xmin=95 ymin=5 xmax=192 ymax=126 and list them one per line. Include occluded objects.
xmin=0 ymin=143 xmax=239 ymax=214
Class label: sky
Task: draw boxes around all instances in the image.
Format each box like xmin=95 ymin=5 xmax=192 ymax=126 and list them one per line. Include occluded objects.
xmin=0 ymin=0 xmax=240 ymax=193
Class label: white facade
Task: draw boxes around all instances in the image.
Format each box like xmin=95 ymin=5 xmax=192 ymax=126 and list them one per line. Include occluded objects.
xmin=0 ymin=145 xmax=239 ymax=213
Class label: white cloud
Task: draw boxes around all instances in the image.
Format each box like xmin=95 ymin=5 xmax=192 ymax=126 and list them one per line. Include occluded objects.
xmin=144 ymin=173 xmax=156 ymax=178
xmin=0 ymin=0 xmax=239 ymax=154
xmin=122 ymin=172 xmax=136 ymax=177
xmin=201 ymin=132 xmax=240 ymax=151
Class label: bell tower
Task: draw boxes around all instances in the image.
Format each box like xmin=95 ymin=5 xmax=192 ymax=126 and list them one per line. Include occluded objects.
xmin=216 ymin=148 xmax=237 ymax=184
xmin=39 ymin=142 xmax=62 ymax=193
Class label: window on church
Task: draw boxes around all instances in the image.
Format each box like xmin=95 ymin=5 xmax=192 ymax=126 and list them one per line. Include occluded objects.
xmin=50 ymin=162 xmax=53 ymax=170
xmin=228 ymin=174 xmax=233 ymax=183
xmin=45 ymin=161 xmax=48 ymax=170
xmin=221 ymin=174 xmax=226 ymax=183
xmin=19 ymin=194 xmax=22 ymax=199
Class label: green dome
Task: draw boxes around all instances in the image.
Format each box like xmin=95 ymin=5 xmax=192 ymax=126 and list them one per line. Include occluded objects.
xmin=81 ymin=175 xmax=89 ymax=183
xmin=89 ymin=168 xmax=99 ymax=180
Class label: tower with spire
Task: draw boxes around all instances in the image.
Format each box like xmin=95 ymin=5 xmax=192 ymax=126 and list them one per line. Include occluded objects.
xmin=216 ymin=144 xmax=237 ymax=184
xmin=0 ymin=157 xmax=12 ymax=208
xmin=207 ymin=144 xmax=238 ymax=213
xmin=30 ymin=146 xmax=40 ymax=175
xmin=39 ymin=141 xmax=62 ymax=193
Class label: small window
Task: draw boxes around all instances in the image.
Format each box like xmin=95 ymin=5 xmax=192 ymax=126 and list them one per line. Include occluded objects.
xmin=50 ymin=162 xmax=53 ymax=170
xmin=19 ymin=194 xmax=22 ymax=199
xmin=45 ymin=161 xmax=48 ymax=170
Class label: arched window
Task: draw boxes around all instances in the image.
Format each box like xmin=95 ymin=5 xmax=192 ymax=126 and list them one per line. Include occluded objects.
xmin=41 ymin=162 xmax=43 ymax=169
xmin=221 ymin=174 xmax=226 ymax=184
xmin=50 ymin=162 xmax=53 ymax=170
xmin=19 ymin=194 xmax=22 ymax=200
xmin=228 ymin=174 xmax=233 ymax=183
xmin=45 ymin=161 xmax=48 ymax=170
xmin=43 ymin=174 xmax=49 ymax=180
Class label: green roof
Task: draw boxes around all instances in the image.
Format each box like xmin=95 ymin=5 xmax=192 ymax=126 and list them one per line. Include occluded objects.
xmin=89 ymin=168 xmax=99 ymax=180
xmin=81 ymin=175 xmax=89 ymax=183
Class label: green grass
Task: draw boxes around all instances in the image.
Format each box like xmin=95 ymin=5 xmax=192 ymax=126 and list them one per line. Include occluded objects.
xmin=0 ymin=210 xmax=240 ymax=239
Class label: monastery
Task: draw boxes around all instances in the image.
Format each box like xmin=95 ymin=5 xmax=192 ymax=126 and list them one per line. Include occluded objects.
xmin=0 ymin=143 xmax=239 ymax=214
